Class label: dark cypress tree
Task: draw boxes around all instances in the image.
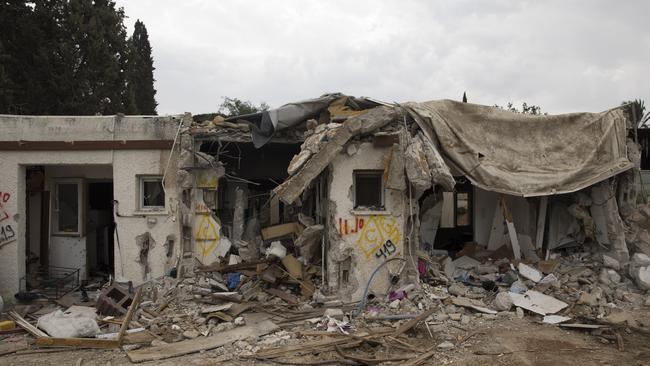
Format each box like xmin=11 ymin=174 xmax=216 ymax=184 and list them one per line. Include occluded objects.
xmin=62 ymin=0 xmax=129 ymax=115
xmin=126 ymin=20 xmax=157 ymax=115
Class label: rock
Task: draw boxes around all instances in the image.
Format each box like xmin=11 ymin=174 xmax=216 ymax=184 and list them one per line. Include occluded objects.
xmin=234 ymin=317 xmax=246 ymax=326
xmin=606 ymin=270 xmax=621 ymax=284
xmin=645 ymin=296 xmax=650 ymax=307
xmin=577 ymin=291 xmax=598 ymax=306
xmin=460 ymin=315 xmax=471 ymax=325
xmin=448 ymin=283 xmax=468 ymax=297
xmin=183 ymin=330 xmax=200 ymax=339
xmin=437 ymin=341 xmax=455 ymax=350
xmin=389 ymin=299 xmax=401 ymax=309
xmin=632 ymin=253 xmax=650 ymax=266
xmin=599 ymin=268 xmax=611 ymax=285
xmin=449 ymin=313 xmax=462 ymax=321
xmin=516 ymin=307 xmax=524 ymax=319
xmin=518 ymin=263 xmax=543 ymax=282
xmin=324 ymin=308 xmax=344 ymax=319
xmin=509 ymin=280 xmax=528 ymax=294
xmin=434 ymin=312 xmax=450 ymax=321
xmin=477 ymin=264 xmax=498 ymax=274
xmin=603 ymin=255 xmax=621 ymax=270
xmin=151 ymin=339 xmax=168 ymax=347
xmin=492 ymin=292 xmax=513 ymax=311
xmin=632 ymin=266 xmax=650 ymax=290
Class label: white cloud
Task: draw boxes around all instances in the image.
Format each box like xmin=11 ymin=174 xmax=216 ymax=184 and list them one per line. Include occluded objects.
xmin=116 ymin=0 xmax=650 ymax=115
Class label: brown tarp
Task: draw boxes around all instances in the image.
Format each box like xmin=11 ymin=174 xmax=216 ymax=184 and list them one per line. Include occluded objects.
xmin=405 ymin=100 xmax=633 ymax=197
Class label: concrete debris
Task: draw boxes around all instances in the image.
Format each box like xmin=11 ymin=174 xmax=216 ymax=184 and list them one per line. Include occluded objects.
xmin=542 ymin=315 xmax=572 ymax=324
xmin=492 ymin=292 xmax=513 ymax=311
xmin=518 ymin=262 xmax=543 ymax=282
xmin=510 ymin=290 xmax=568 ymax=316
xmin=602 ymin=254 xmax=621 ymax=270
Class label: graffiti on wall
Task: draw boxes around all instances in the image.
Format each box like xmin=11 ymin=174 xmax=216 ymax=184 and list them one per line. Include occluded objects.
xmin=338 ymin=215 xmax=401 ymax=260
xmin=0 ymin=192 xmax=16 ymax=247
xmin=194 ymin=214 xmax=220 ymax=258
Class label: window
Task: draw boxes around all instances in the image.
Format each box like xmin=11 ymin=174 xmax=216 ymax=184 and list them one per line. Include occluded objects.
xmin=53 ymin=179 xmax=83 ymax=236
xmin=353 ymin=170 xmax=384 ymax=209
xmin=139 ymin=176 xmax=165 ymax=210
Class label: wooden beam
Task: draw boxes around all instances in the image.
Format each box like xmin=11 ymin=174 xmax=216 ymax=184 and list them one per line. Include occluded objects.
xmin=535 ymin=196 xmax=548 ymax=250
xmin=0 ymin=140 xmax=173 ymax=151
xmin=127 ymin=320 xmax=278 ymax=363
xmin=34 ymin=337 xmax=120 ymax=349
xmin=393 ymin=308 xmax=436 ymax=337
xmin=117 ymin=286 xmax=143 ymax=345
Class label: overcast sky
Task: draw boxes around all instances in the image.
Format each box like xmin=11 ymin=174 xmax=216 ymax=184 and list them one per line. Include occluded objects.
xmin=115 ymin=0 xmax=649 ymax=116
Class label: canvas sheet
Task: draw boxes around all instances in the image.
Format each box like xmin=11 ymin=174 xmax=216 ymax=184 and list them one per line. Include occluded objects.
xmin=405 ymin=100 xmax=633 ymax=196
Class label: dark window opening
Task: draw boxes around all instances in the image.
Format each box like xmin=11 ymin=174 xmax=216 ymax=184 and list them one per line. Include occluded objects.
xmin=354 ymin=170 xmax=383 ymax=209
xmin=140 ymin=177 xmax=165 ymax=209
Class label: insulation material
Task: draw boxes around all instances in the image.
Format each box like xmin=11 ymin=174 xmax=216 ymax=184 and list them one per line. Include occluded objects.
xmin=37 ymin=309 xmax=100 ymax=338
xmin=405 ymin=100 xmax=633 ymax=197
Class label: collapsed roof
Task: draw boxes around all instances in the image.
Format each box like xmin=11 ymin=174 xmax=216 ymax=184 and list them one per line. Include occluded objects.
xmin=221 ymin=96 xmax=633 ymax=202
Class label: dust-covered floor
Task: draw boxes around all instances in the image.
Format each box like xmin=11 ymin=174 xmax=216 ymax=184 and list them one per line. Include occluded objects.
xmin=2 ymin=315 xmax=649 ymax=366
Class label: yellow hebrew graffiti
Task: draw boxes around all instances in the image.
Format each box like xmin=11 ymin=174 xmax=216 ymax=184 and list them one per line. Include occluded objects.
xmin=195 ymin=215 xmax=220 ymax=258
xmin=355 ymin=215 xmax=401 ymax=259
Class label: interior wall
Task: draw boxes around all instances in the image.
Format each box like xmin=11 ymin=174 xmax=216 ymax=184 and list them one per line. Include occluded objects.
xmin=473 ymin=187 xmax=532 ymax=247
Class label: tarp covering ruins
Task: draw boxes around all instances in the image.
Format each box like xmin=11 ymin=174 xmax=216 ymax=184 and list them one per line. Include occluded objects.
xmin=405 ymin=100 xmax=633 ymax=197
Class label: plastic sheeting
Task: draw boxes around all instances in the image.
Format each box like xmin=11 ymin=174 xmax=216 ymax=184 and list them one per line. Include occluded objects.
xmin=405 ymin=100 xmax=633 ymax=197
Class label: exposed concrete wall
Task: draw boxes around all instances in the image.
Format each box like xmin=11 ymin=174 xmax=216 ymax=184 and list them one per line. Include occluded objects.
xmin=0 ymin=115 xmax=181 ymax=301
xmin=327 ymin=142 xmax=406 ymax=301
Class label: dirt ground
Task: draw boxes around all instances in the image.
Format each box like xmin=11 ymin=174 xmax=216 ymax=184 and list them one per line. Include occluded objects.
xmin=2 ymin=315 xmax=649 ymax=366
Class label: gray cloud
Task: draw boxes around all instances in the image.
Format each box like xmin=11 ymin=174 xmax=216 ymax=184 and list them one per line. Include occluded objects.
xmin=116 ymin=0 xmax=650 ymax=115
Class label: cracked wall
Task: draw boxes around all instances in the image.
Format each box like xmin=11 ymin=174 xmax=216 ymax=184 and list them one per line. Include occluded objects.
xmin=326 ymin=141 xmax=406 ymax=301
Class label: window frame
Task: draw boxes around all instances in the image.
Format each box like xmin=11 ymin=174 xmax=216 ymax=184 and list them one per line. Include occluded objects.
xmin=51 ymin=178 xmax=84 ymax=237
xmin=138 ymin=175 xmax=166 ymax=211
xmin=353 ymin=169 xmax=385 ymax=210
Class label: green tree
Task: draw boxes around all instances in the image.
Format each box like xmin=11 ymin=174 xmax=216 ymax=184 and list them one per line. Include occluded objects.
xmin=125 ymin=20 xmax=157 ymax=115
xmin=0 ymin=0 xmax=132 ymax=115
xmin=217 ymin=97 xmax=269 ymax=117
xmin=495 ymin=102 xmax=545 ymax=115
xmin=621 ymin=99 xmax=649 ymax=128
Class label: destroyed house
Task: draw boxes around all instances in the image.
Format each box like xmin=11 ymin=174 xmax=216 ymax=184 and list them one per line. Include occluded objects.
xmin=178 ymin=94 xmax=646 ymax=302
xmin=1 ymin=95 xmax=648 ymax=305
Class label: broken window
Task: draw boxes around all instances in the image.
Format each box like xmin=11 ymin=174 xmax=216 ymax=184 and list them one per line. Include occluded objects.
xmin=52 ymin=179 xmax=83 ymax=236
xmin=139 ymin=176 xmax=165 ymax=210
xmin=353 ymin=170 xmax=384 ymax=209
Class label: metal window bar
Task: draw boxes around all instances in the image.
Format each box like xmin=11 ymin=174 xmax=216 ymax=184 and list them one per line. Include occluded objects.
xmin=20 ymin=266 xmax=80 ymax=299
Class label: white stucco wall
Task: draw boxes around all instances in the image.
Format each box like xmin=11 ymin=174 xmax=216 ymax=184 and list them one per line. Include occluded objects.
xmin=0 ymin=115 xmax=182 ymax=301
xmin=327 ymin=142 xmax=406 ymax=301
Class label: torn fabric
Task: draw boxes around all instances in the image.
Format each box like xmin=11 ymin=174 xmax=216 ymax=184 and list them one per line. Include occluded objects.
xmin=405 ymin=100 xmax=633 ymax=197
xmin=230 ymin=93 xmax=384 ymax=148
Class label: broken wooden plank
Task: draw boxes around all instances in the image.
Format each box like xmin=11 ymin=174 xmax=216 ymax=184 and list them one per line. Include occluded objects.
xmin=127 ymin=320 xmax=278 ymax=363
xmin=34 ymin=337 xmax=120 ymax=349
xmin=8 ymin=311 xmax=49 ymax=338
xmin=393 ymin=308 xmax=436 ymax=336
xmin=399 ymin=345 xmax=437 ymax=366
xmin=117 ymin=286 xmax=143 ymax=345
xmin=261 ymin=222 xmax=302 ymax=241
